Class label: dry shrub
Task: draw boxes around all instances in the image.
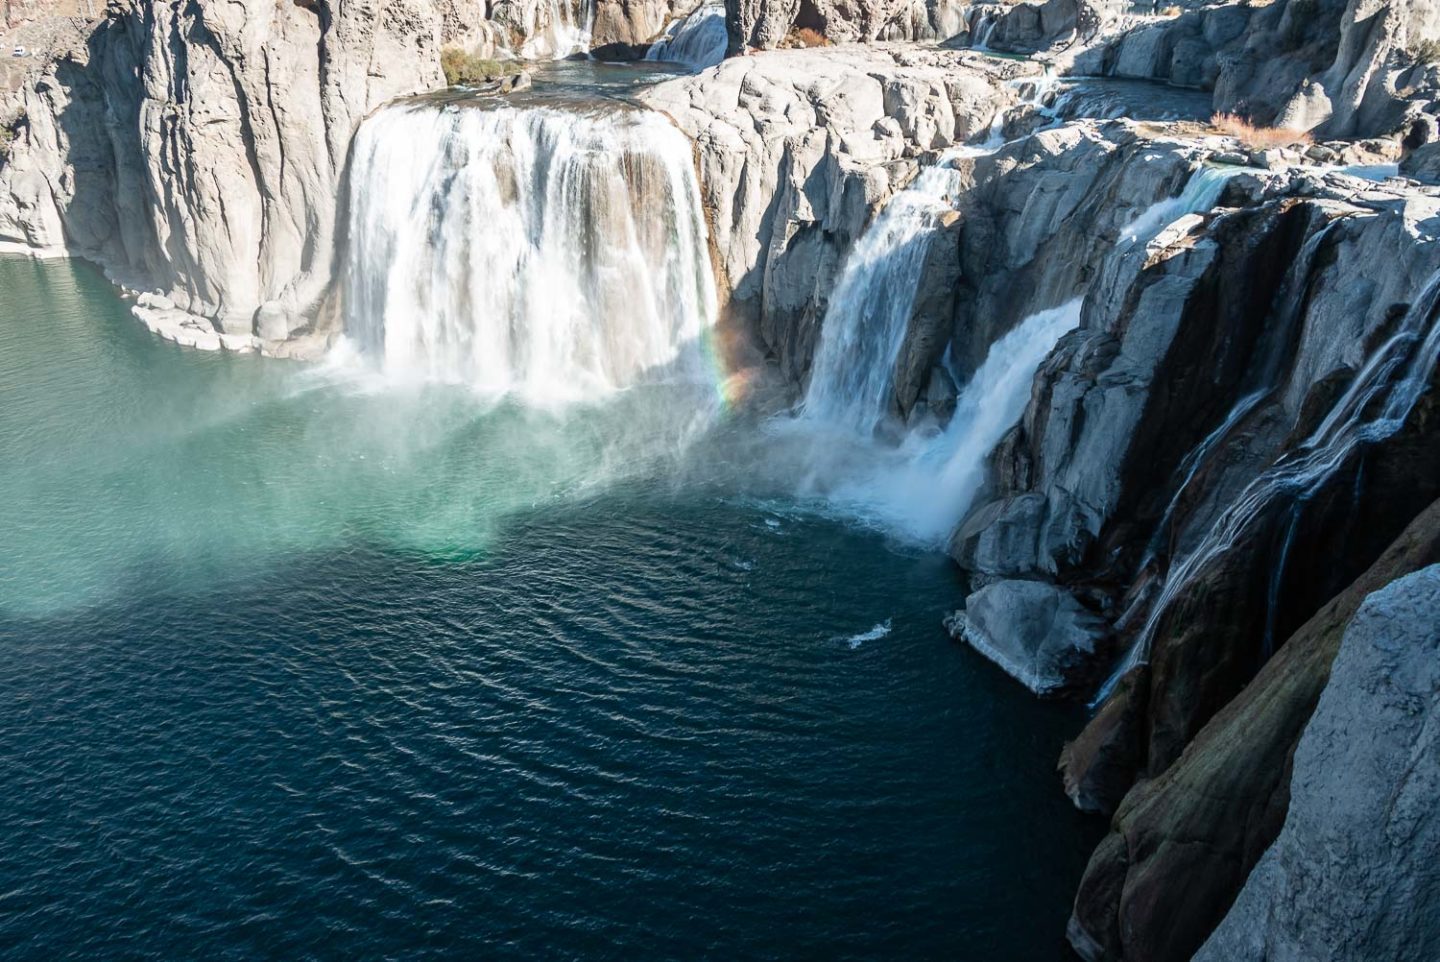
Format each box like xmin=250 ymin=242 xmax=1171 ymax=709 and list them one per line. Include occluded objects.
xmin=785 ymin=27 xmax=831 ymax=48
xmin=1210 ymin=112 xmax=1313 ymax=149
xmin=1413 ymin=38 xmax=1440 ymax=64
xmin=440 ymin=47 xmax=523 ymax=86
xmin=1160 ymin=5 xmax=1182 ymax=15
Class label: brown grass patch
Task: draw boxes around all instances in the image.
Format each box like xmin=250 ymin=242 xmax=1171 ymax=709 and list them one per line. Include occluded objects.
xmin=783 ymin=27 xmax=831 ymax=48
xmin=1210 ymin=112 xmax=1312 ymax=149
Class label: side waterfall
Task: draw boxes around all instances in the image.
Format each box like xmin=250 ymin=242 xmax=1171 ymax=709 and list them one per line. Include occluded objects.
xmin=519 ymin=0 xmax=594 ymax=58
xmin=1096 ymin=267 xmax=1440 ymax=703
xmin=803 ymin=163 xmax=966 ymax=435
xmin=344 ymin=102 xmax=717 ymax=404
xmin=791 ymin=158 xmax=1080 ymax=541
xmin=646 ymin=1 xmax=727 ymax=71
xmin=1119 ymin=164 xmax=1237 ymax=244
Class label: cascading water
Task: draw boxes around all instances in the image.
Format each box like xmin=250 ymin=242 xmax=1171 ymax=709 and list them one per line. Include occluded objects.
xmin=784 ymin=158 xmax=1081 ymax=541
xmin=646 ymin=1 xmax=727 ymax=71
xmin=1095 ymin=266 xmax=1440 ymax=703
xmin=802 ymin=163 xmax=966 ymax=435
xmin=343 ymin=100 xmax=717 ymax=405
xmin=517 ymin=0 xmax=594 ymax=59
xmin=1118 ymin=164 xmax=1238 ymax=244
xmin=969 ymin=7 xmax=998 ymax=50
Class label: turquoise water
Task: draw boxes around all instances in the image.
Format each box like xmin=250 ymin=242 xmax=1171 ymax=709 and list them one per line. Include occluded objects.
xmin=0 ymin=256 xmax=1099 ymax=959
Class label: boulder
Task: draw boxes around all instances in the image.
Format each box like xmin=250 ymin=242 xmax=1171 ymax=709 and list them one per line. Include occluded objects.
xmin=946 ymin=578 xmax=1110 ymax=695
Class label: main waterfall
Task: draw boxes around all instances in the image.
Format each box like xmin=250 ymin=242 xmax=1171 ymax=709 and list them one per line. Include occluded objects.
xmin=343 ymin=100 xmax=717 ymax=404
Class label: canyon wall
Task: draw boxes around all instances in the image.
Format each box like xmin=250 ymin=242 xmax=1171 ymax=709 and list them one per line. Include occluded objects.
xmin=0 ymin=0 xmax=448 ymax=350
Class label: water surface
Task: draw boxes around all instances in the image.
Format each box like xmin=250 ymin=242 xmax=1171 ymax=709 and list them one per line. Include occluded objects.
xmin=0 ymin=256 xmax=1099 ymax=960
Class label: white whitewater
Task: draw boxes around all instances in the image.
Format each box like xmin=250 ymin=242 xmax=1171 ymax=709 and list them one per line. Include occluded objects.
xmin=969 ymin=8 xmax=998 ymax=50
xmin=788 ymin=153 xmax=1081 ymax=542
xmin=1095 ymin=267 xmax=1440 ymax=703
xmin=344 ymin=102 xmax=717 ymax=405
xmin=1119 ymin=164 xmax=1237 ymax=244
xmin=803 ymin=163 xmax=966 ymax=434
xmin=646 ymin=1 xmax=727 ymax=71
xmin=520 ymin=0 xmax=594 ymax=58
xmin=791 ymin=298 xmax=1080 ymax=542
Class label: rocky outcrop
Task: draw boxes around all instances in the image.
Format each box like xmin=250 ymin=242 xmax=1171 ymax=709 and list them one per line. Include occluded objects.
xmin=965 ymin=0 xmax=1124 ymax=54
xmin=945 ymin=578 xmax=1110 ymax=694
xmin=639 ymin=45 xmax=1026 ymax=383
xmin=724 ymin=0 xmax=965 ymax=52
xmin=1068 ymin=0 xmax=1440 ymax=140
xmin=1194 ymin=562 xmax=1440 ymax=962
xmin=0 ymin=0 xmax=448 ymax=351
xmin=1066 ymin=499 xmax=1440 ymax=962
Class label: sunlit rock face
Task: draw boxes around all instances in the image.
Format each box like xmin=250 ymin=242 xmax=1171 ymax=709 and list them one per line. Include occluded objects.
xmin=0 ymin=0 xmax=448 ymax=347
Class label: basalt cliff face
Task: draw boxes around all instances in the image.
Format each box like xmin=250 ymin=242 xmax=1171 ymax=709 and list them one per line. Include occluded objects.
xmin=4 ymin=1 xmax=1440 ymax=958
xmin=1 ymin=0 xmax=447 ymax=350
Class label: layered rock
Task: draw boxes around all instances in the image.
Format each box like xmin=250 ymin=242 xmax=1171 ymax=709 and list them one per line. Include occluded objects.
xmin=1066 ymin=500 xmax=1440 ymax=961
xmin=1194 ymin=562 xmax=1440 ymax=962
xmin=0 ymin=0 xmax=448 ymax=351
xmin=639 ymin=45 xmax=1027 ymax=383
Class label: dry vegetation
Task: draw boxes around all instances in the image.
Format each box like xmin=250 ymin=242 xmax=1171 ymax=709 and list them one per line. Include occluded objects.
xmin=782 ymin=27 xmax=830 ymax=48
xmin=440 ymin=47 xmax=524 ymax=86
xmin=1413 ymin=38 xmax=1440 ymax=64
xmin=1210 ymin=112 xmax=1313 ymax=149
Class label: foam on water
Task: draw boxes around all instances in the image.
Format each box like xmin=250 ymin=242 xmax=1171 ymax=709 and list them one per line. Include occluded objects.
xmin=845 ymin=619 xmax=894 ymax=648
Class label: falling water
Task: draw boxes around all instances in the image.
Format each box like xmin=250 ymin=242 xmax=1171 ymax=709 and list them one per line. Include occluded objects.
xmin=343 ymin=101 xmax=717 ymax=405
xmin=802 ymin=163 xmax=966 ymax=434
xmin=787 ymin=298 xmax=1081 ymax=543
xmin=1095 ymin=267 xmax=1440 ymax=703
xmin=1118 ymin=164 xmax=1238 ymax=245
xmin=784 ymin=150 xmax=1084 ymax=542
xmin=517 ymin=0 xmax=594 ymax=58
xmin=646 ymin=1 xmax=727 ymax=71
xmin=969 ymin=8 xmax=998 ymax=50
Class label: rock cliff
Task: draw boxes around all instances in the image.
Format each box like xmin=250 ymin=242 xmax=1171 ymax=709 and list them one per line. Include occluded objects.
xmin=1195 ymin=561 xmax=1440 ymax=962
xmin=1 ymin=0 xmax=447 ymax=351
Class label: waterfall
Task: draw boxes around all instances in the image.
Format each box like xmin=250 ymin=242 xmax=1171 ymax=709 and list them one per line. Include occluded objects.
xmin=646 ymin=1 xmax=727 ymax=71
xmin=783 ymin=152 xmax=1083 ymax=541
xmin=969 ymin=8 xmax=998 ymax=50
xmin=1118 ymin=164 xmax=1238 ymax=245
xmin=1095 ymin=267 xmax=1440 ymax=703
xmin=518 ymin=0 xmax=594 ymax=59
xmin=786 ymin=299 xmax=1080 ymax=542
xmin=802 ymin=163 xmax=965 ymax=434
xmin=343 ymin=101 xmax=717 ymax=404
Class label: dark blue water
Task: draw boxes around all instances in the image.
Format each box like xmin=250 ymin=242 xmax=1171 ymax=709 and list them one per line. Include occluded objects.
xmin=0 ymin=257 xmax=1098 ymax=959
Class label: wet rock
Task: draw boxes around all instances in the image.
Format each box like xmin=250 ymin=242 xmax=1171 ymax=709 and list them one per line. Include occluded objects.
xmin=1068 ymin=498 xmax=1440 ymax=962
xmin=946 ymin=578 xmax=1110 ymax=695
